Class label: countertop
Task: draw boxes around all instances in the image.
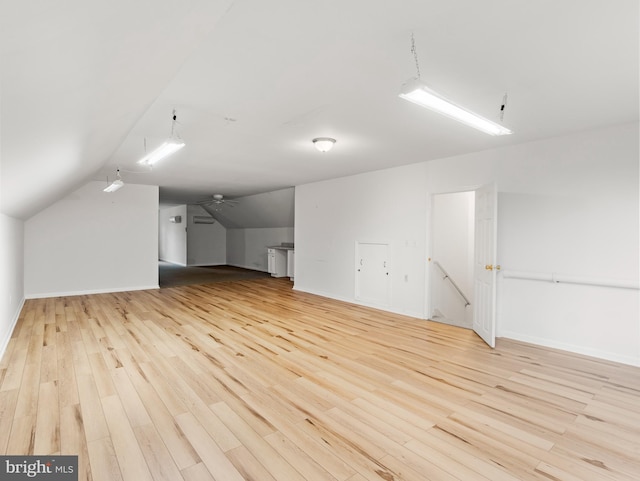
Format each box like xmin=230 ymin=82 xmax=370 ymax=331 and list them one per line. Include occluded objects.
xmin=267 ymin=245 xmax=294 ymax=250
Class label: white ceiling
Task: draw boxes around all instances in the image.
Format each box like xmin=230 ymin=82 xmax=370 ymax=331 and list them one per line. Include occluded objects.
xmin=1 ymin=0 xmax=638 ymax=218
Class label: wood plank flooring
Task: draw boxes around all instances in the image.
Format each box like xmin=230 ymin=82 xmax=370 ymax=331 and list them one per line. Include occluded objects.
xmin=1 ymin=278 xmax=639 ymax=480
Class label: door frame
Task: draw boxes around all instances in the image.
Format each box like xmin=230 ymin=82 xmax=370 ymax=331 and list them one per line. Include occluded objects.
xmin=425 ymin=185 xmax=494 ymax=329
xmin=426 ymin=189 xmax=476 ymax=328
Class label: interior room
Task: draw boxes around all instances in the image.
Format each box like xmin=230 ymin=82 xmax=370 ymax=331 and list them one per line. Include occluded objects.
xmin=1 ymin=1 xmax=638 ymax=480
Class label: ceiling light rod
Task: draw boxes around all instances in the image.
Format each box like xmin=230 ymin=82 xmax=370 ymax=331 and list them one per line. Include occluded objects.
xmin=312 ymin=137 xmax=336 ymax=152
xmin=104 ymin=168 xmax=124 ymax=193
xmin=138 ymin=109 xmax=186 ymax=166
xmin=399 ymin=78 xmax=512 ymax=136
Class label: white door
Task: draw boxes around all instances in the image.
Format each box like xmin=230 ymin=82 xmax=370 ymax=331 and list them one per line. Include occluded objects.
xmin=355 ymin=242 xmax=390 ymax=306
xmin=473 ymin=184 xmax=498 ymax=347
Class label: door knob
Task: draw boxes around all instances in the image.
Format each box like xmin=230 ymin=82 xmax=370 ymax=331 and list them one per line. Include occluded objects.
xmin=485 ymin=264 xmax=493 ymax=271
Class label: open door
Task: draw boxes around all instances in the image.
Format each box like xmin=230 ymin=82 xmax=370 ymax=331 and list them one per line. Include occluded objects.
xmin=473 ymin=184 xmax=498 ymax=347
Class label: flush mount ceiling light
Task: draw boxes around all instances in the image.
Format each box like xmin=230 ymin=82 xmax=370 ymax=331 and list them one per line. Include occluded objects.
xmin=103 ymin=169 xmax=124 ymax=193
xmin=138 ymin=109 xmax=186 ymax=166
xmin=399 ymin=33 xmax=512 ymax=136
xmin=312 ymin=137 xmax=336 ymax=153
xmin=399 ymin=79 xmax=512 ymax=136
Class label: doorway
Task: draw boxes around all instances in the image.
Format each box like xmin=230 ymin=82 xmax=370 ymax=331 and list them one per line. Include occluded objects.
xmin=429 ymin=191 xmax=475 ymax=329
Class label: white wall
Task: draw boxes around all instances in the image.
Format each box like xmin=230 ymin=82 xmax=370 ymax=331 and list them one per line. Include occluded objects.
xmin=295 ymin=162 xmax=428 ymax=318
xmin=430 ymin=191 xmax=474 ymax=326
xmin=227 ymin=227 xmax=294 ymax=271
xmin=159 ymin=205 xmax=187 ymax=265
xmin=0 ymin=213 xmax=24 ymax=358
xmin=0 ymin=93 xmax=25 ymax=360
xmin=295 ymin=122 xmax=639 ymax=366
xmin=491 ymin=127 xmax=638 ymax=365
xmin=428 ymin=123 xmax=639 ymax=365
xmin=186 ymin=204 xmax=226 ymax=266
xmin=25 ymin=181 xmax=159 ymax=297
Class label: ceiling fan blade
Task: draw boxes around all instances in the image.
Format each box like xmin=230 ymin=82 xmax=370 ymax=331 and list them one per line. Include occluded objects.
xmin=197 ymin=194 xmax=240 ymax=207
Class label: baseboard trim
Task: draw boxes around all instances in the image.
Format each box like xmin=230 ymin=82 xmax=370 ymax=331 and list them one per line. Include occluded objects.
xmin=226 ymin=263 xmax=268 ymax=273
xmin=0 ymin=297 xmax=26 ymax=362
xmin=26 ymin=285 xmax=159 ymax=300
xmin=159 ymin=259 xmax=187 ymax=266
xmin=186 ymin=263 xmax=226 ymax=267
xmin=499 ymin=329 xmax=640 ymax=367
xmin=292 ymin=286 xmax=423 ymax=319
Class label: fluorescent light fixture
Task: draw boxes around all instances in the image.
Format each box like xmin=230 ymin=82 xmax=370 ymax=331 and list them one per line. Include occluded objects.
xmin=312 ymin=137 xmax=336 ymax=152
xmin=399 ymin=79 xmax=512 ymax=136
xmin=137 ymin=139 xmax=185 ymax=166
xmin=103 ymin=179 xmax=124 ymax=193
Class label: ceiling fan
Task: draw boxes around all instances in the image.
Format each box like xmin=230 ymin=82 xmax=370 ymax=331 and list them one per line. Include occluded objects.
xmin=197 ymin=194 xmax=239 ymax=210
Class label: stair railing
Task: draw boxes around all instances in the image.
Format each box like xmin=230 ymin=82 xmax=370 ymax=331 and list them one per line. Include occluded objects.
xmin=433 ymin=261 xmax=471 ymax=307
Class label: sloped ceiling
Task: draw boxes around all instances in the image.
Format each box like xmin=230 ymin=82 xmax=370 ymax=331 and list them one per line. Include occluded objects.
xmin=200 ymin=188 xmax=294 ymax=229
xmin=0 ymin=0 xmax=236 ymax=218
xmin=1 ymin=0 xmax=638 ymax=220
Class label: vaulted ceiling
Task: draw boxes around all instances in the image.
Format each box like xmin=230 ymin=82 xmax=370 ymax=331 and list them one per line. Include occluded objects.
xmin=2 ymin=0 xmax=638 ymax=219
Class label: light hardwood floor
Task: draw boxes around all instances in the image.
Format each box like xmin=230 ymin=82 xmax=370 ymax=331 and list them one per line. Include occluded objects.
xmin=1 ymin=278 xmax=639 ymax=481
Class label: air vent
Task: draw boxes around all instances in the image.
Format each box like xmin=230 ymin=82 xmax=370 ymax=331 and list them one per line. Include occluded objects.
xmin=193 ymin=215 xmax=215 ymax=225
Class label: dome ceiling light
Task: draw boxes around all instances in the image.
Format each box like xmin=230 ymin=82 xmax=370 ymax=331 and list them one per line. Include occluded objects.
xmin=312 ymin=137 xmax=336 ymax=153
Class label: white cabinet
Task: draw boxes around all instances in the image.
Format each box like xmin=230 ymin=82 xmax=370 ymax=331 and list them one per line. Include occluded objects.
xmin=355 ymin=241 xmax=390 ymax=306
xmin=267 ymin=248 xmax=287 ymax=277
xmin=267 ymin=248 xmax=275 ymax=273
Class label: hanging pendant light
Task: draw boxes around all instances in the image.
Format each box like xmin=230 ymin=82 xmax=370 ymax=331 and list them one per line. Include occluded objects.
xmin=399 ymin=79 xmax=512 ymax=136
xmin=399 ymin=33 xmax=512 ymax=136
xmin=138 ymin=109 xmax=186 ymax=166
xmin=104 ymin=168 xmax=124 ymax=193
